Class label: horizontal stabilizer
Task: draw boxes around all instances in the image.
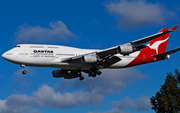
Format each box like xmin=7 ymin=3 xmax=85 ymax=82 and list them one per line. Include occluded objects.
xmin=152 ymin=48 xmax=180 ymax=58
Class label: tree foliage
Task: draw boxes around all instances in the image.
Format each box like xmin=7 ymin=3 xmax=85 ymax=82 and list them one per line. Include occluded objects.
xmin=150 ymin=69 xmax=180 ymax=113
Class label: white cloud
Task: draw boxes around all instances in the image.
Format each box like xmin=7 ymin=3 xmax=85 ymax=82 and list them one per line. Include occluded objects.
xmin=55 ymin=68 xmax=144 ymax=95
xmin=111 ymin=95 xmax=151 ymax=111
xmin=0 ymin=84 xmax=103 ymax=113
xmin=31 ymin=85 xmax=103 ymax=108
xmin=0 ymin=100 xmax=7 ymax=111
xmin=0 ymin=99 xmax=40 ymax=113
xmin=88 ymin=108 xmax=129 ymax=113
xmin=15 ymin=21 xmax=76 ymax=43
xmin=0 ymin=69 xmax=145 ymax=112
xmin=105 ymin=0 xmax=177 ymax=29
xmin=89 ymin=95 xmax=151 ymax=113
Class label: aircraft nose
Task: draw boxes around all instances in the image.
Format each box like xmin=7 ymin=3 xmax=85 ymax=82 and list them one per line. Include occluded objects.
xmin=2 ymin=51 xmax=16 ymax=62
xmin=2 ymin=52 xmax=6 ymax=59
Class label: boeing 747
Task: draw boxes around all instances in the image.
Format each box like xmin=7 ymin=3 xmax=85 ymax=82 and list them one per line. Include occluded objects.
xmin=2 ymin=25 xmax=180 ymax=80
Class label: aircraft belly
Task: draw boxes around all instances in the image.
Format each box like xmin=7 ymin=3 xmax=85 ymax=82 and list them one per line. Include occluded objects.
xmin=52 ymin=62 xmax=93 ymax=70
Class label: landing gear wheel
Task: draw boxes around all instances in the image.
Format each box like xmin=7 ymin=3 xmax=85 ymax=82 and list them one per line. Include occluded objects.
xmin=21 ymin=64 xmax=27 ymax=75
xmin=97 ymin=71 xmax=102 ymax=75
xmin=90 ymin=67 xmax=102 ymax=76
xmin=79 ymin=76 xmax=84 ymax=81
xmin=88 ymin=73 xmax=93 ymax=77
xmin=22 ymin=70 xmax=27 ymax=74
xmin=92 ymin=73 xmax=97 ymax=78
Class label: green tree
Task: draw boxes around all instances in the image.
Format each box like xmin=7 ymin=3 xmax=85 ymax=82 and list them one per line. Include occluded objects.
xmin=150 ymin=69 xmax=180 ymax=113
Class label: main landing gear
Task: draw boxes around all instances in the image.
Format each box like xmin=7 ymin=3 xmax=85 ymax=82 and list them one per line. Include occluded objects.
xmin=88 ymin=67 xmax=102 ymax=78
xmin=78 ymin=72 xmax=84 ymax=81
xmin=79 ymin=76 xmax=84 ymax=81
xmin=21 ymin=64 xmax=27 ymax=75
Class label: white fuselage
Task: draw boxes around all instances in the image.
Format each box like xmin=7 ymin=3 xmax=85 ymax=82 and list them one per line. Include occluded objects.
xmin=2 ymin=44 xmax=140 ymax=70
xmin=2 ymin=25 xmax=178 ymax=80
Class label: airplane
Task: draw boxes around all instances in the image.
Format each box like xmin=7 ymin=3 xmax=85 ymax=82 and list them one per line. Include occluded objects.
xmin=2 ymin=25 xmax=180 ymax=81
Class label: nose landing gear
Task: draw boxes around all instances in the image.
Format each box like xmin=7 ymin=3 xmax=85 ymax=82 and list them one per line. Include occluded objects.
xmin=22 ymin=70 xmax=27 ymax=74
xmin=21 ymin=64 xmax=27 ymax=74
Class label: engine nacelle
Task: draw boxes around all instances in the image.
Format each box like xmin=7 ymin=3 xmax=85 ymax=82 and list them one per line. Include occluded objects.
xmin=52 ymin=70 xmax=68 ymax=78
xmin=117 ymin=45 xmax=136 ymax=55
xmin=64 ymin=71 xmax=80 ymax=79
xmin=165 ymin=54 xmax=170 ymax=60
xmin=52 ymin=70 xmax=80 ymax=79
xmin=81 ymin=55 xmax=98 ymax=63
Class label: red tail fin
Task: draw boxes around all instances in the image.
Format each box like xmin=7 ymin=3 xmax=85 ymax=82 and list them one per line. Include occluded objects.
xmin=126 ymin=25 xmax=178 ymax=67
xmin=146 ymin=28 xmax=170 ymax=54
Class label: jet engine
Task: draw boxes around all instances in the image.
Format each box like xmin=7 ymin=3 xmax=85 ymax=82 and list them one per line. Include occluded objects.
xmin=52 ymin=70 xmax=83 ymax=80
xmin=81 ymin=55 xmax=98 ymax=63
xmin=52 ymin=70 xmax=68 ymax=78
xmin=64 ymin=71 xmax=80 ymax=79
xmin=117 ymin=45 xmax=136 ymax=55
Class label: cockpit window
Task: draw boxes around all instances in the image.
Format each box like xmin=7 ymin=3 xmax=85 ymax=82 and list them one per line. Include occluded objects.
xmin=15 ymin=45 xmax=21 ymax=47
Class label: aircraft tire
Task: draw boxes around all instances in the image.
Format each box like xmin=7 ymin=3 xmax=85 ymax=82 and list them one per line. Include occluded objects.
xmin=88 ymin=73 xmax=92 ymax=77
xmin=97 ymin=71 xmax=102 ymax=75
xmin=92 ymin=73 xmax=96 ymax=77
xmin=79 ymin=76 xmax=84 ymax=81
xmin=22 ymin=70 xmax=27 ymax=74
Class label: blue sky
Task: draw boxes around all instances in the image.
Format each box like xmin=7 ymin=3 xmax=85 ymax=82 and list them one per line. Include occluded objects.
xmin=0 ymin=0 xmax=180 ymax=113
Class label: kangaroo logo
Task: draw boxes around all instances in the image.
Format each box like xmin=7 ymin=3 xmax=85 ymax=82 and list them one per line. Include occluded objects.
xmin=146 ymin=37 xmax=169 ymax=55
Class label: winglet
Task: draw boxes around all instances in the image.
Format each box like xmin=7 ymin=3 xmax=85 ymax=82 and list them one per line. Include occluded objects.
xmin=170 ymin=25 xmax=178 ymax=31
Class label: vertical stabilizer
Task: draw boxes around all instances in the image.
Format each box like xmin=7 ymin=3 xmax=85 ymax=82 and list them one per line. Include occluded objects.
xmin=126 ymin=25 xmax=178 ymax=67
xmin=146 ymin=28 xmax=170 ymax=55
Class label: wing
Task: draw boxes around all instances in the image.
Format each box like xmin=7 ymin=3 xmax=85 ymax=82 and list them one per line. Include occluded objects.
xmin=130 ymin=25 xmax=178 ymax=46
xmin=152 ymin=48 xmax=180 ymax=58
xmin=61 ymin=47 xmax=122 ymax=68
xmin=61 ymin=25 xmax=178 ymax=67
